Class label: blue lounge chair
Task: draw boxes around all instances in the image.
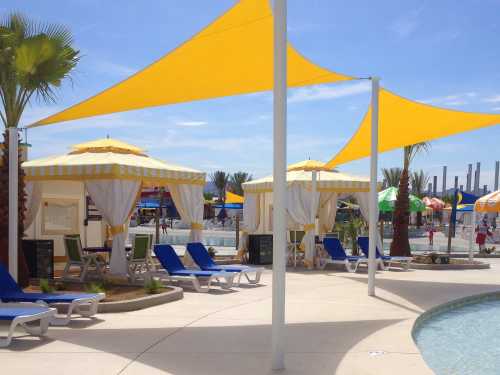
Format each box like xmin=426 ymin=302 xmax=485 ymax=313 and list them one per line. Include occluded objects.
xmin=0 ymin=264 xmax=104 ymax=326
xmin=322 ymin=238 xmax=368 ymax=273
xmin=0 ymin=303 xmax=56 ymax=347
xmin=357 ymin=236 xmax=412 ymax=271
xmin=153 ymin=244 xmax=235 ymax=292
xmin=186 ymin=242 xmax=263 ymax=285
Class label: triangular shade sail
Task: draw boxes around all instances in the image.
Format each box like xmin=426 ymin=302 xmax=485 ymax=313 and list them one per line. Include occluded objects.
xmin=326 ymin=88 xmax=500 ymax=168
xmin=30 ymin=0 xmax=352 ymax=127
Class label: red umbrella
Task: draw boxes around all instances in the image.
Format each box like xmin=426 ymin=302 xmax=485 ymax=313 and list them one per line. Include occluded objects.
xmin=423 ymin=197 xmax=445 ymax=211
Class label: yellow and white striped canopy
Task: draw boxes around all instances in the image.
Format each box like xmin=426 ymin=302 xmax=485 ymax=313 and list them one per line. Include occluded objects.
xmin=242 ymin=170 xmax=371 ymax=193
xmin=475 ymin=190 xmax=500 ymax=213
xmin=22 ymin=138 xmax=205 ymax=186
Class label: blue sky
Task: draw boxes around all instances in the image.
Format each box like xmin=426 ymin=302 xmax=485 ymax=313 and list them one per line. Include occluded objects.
xmin=8 ymin=0 xmax=500 ymax=191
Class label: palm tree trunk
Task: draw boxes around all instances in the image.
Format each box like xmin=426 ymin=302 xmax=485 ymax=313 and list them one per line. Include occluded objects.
xmin=416 ymin=211 xmax=423 ymax=228
xmin=0 ymin=131 xmax=30 ymax=287
xmin=390 ymin=168 xmax=411 ymax=256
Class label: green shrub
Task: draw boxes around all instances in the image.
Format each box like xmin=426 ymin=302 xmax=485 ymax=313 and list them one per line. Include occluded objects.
xmin=144 ymin=278 xmax=163 ymax=294
xmin=85 ymin=282 xmax=105 ymax=294
xmin=39 ymin=279 xmax=55 ymax=293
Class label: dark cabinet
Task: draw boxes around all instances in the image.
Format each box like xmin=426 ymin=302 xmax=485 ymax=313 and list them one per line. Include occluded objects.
xmin=22 ymin=240 xmax=54 ymax=279
xmin=248 ymin=234 xmax=273 ymax=265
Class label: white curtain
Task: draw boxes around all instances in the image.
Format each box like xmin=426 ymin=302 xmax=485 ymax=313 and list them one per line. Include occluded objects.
xmin=168 ymin=183 xmax=204 ymax=265
xmin=238 ymin=193 xmax=260 ymax=257
xmin=287 ymin=183 xmax=320 ymax=264
xmin=85 ymin=179 xmax=141 ymax=275
xmin=24 ymin=181 xmax=42 ymax=230
xmin=318 ymin=192 xmax=338 ymax=234
xmin=355 ymin=192 xmax=383 ymax=251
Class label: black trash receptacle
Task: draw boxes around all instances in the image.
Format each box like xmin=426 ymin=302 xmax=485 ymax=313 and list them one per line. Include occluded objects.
xmin=22 ymin=239 xmax=54 ymax=279
xmin=248 ymin=234 xmax=273 ymax=265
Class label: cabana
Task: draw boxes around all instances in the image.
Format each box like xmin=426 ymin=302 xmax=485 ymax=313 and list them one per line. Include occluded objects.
xmin=22 ymin=138 xmax=205 ymax=275
xmin=241 ymin=160 xmax=373 ymax=267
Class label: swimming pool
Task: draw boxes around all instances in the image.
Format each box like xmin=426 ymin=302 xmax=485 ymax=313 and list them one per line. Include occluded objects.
xmin=413 ymin=295 xmax=500 ymax=375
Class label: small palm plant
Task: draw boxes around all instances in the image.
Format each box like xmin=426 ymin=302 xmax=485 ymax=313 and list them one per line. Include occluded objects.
xmin=0 ymin=13 xmax=79 ymax=285
xmin=410 ymin=170 xmax=429 ymax=228
xmin=229 ymin=171 xmax=252 ymax=196
xmin=381 ymin=167 xmax=402 ymax=188
xmin=391 ymin=143 xmax=430 ymax=256
xmin=210 ymin=171 xmax=229 ymax=203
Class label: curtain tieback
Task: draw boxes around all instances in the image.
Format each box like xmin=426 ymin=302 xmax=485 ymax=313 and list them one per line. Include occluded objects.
xmin=110 ymin=224 xmax=125 ymax=235
xmin=191 ymin=222 xmax=203 ymax=230
xmin=304 ymin=223 xmax=315 ymax=232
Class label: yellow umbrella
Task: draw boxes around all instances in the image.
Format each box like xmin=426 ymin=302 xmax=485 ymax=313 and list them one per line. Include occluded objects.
xmin=475 ymin=190 xmax=500 ymax=213
xmin=225 ymin=191 xmax=244 ymax=204
xmin=287 ymin=159 xmax=331 ymax=172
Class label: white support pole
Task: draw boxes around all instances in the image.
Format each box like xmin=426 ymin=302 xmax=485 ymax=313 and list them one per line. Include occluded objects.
xmin=368 ymin=77 xmax=380 ymax=297
xmin=468 ymin=209 xmax=476 ymax=262
xmin=310 ymin=170 xmax=317 ymax=265
xmin=272 ymin=0 xmax=287 ymax=370
xmin=8 ymin=127 xmax=19 ymax=281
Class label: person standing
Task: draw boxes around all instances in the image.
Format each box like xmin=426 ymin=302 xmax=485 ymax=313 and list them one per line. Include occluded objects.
xmin=426 ymin=220 xmax=435 ymax=247
xmin=476 ymin=216 xmax=492 ymax=253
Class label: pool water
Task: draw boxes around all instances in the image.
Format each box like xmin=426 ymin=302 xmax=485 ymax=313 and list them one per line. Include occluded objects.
xmin=414 ymin=298 xmax=500 ymax=375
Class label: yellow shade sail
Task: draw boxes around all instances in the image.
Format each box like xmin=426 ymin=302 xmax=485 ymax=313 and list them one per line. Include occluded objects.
xmin=475 ymin=190 xmax=500 ymax=213
xmin=225 ymin=191 xmax=244 ymax=204
xmin=287 ymin=159 xmax=331 ymax=172
xmin=326 ymin=88 xmax=500 ymax=168
xmin=30 ymin=0 xmax=353 ymax=127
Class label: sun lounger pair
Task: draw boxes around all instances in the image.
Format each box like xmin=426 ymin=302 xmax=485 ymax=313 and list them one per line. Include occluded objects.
xmin=0 ymin=264 xmax=104 ymax=326
xmin=186 ymin=242 xmax=262 ymax=286
xmin=322 ymin=238 xmax=369 ymax=273
xmin=152 ymin=244 xmax=263 ymax=292
xmin=357 ymin=237 xmax=412 ymax=271
xmin=153 ymin=244 xmax=236 ymax=292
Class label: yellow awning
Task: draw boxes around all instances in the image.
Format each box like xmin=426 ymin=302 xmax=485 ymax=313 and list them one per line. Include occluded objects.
xmin=287 ymin=159 xmax=331 ymax=172
xmin=22 ymin=138 xmax=205 ymax=186
xmin=326 ymin=88 xmax=500 ymax=168
xmin=225 ymin=191 xmax=244 ymax=204
xmin=475 ymin=190 xmax=500 ymax=213
xmin=30 ymin=0 xmax=353 ymax=127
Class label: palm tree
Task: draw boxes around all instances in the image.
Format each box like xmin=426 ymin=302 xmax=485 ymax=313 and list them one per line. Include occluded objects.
xmin=381 ymin=167 xmax=402 ymax=188
xmin=0 ymin=13 xmax=79 ymax=285
xmin=410 ymin=170 xmax=429 ymax=228
xmin=210 ymin=171 xmax=229 ymax=203
xmin=390 ymin=143 xmax=430 ymax=256
xmin=229 ymin=171 xmax=252 ymax=196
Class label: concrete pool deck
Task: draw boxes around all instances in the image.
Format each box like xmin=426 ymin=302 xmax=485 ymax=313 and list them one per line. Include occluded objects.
xmin=2 ymin=260 xmax=500 ymax=374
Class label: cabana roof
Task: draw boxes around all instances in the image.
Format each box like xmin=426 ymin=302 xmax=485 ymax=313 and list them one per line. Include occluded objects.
xmin=242 ymin=169 xmax=371 ymax=193
xmin=22 ymin=138 xmax=205 ymax=186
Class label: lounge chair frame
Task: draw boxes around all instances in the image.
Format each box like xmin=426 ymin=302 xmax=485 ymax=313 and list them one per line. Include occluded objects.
xmin=0 ymin=303 xmax=56 ymax=347
xmin=63 ymin=235 xmax=105 ymax=281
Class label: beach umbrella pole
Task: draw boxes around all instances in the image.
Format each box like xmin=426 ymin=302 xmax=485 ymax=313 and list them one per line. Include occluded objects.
xmin=272 ymin=0 xmax=287 ymax=370
xmin=368 ymin=77 xmax=380 ymax=297
xmin=8 ymin=127 xmax=19 ymax=281
xmin=468 ymin=209 xmax=476 ymax=262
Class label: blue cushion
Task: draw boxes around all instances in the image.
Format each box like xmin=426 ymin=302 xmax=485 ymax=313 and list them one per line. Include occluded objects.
xmin=154 ymin=244 xmax=186 ymax=272
xmin=0 ymin=263 xmax=23 ymax=294
xmin=0 ymin=307 xmax=50 ymax=321
xmin=169 ymin=269 xmax=222 ymax=277
xmin=0 ymin=292 xmax=100 ymax=304
xmin=187 ymin=242 xmax=217 ymax=270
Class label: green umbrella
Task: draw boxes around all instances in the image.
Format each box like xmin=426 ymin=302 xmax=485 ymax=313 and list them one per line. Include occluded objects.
xmin=378 ymin=186 xmax=426 ymax=213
